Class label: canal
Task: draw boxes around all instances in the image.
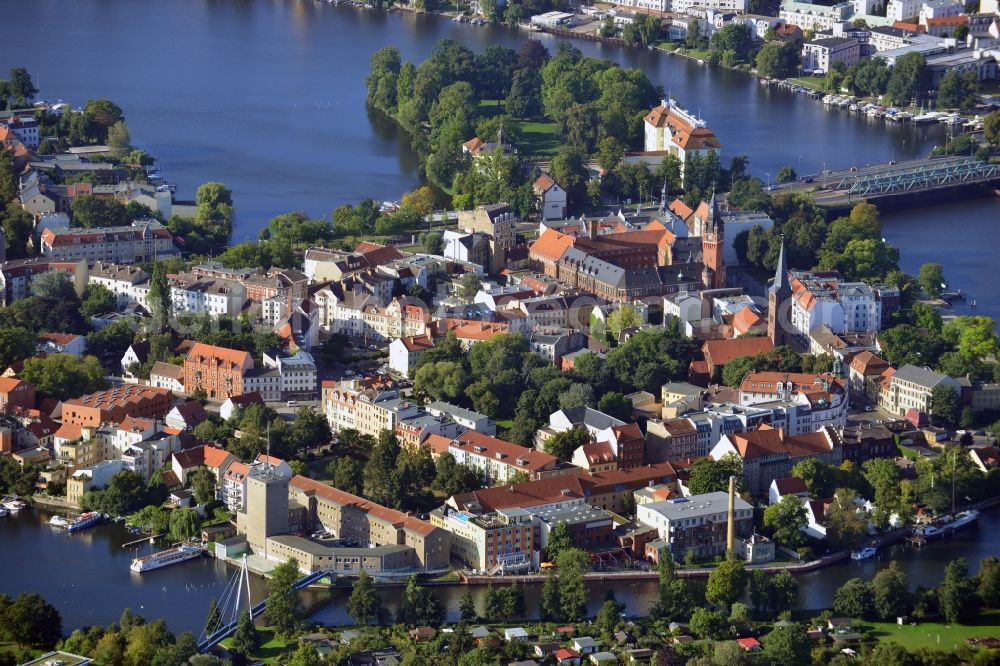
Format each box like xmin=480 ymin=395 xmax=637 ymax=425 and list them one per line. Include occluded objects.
xmin=3 ymin=505 xmax=999 ymax=634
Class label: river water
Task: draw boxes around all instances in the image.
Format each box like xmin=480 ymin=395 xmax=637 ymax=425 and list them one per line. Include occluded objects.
xmin=2 ymin=505 xmax=999 ymax=634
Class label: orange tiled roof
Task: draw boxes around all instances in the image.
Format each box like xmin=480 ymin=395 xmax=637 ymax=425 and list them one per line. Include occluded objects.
xmin=668 ymin=198 xmax=694 ymax=221
xmin=455 ymin=431 xmax=558 ymax=472
xmin=186 ymin=342 xmax=252 ymax=368
xmin=529 ymin=229 xmax=577 ymax=263
xmin=701 ymin=337 xmax=774 ymax=367
xmin=290 ymin=475 xmax=437 ymax=536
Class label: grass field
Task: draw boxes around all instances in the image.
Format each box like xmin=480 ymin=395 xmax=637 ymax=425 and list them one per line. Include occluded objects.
xmin=220 ymin=626 xmax=295 ymax=664
xmin=863 ymin=610 xmax=1000 ymax=651
xmin=516 ymin=120 xmax=560 ymax=157
xmin=788 ymin=75 xmax=828 ymax=91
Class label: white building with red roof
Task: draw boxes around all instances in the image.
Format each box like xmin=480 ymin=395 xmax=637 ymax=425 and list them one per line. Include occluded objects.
xmin=388 ymin=333 xmax=436 ymax=378
xmin=738 ymin=371 xmax=849 ymax=433
xmin=639 ymin=100 xmax=722 ymax=174
xmin=534 ymin=174 xmax=567 ymax=220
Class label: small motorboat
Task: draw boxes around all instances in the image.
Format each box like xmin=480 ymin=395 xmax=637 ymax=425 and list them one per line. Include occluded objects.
xmin=49 ymin=515 xmax=70 ymax=528
xmin=851 ymin=546 xmax=877 ymax=561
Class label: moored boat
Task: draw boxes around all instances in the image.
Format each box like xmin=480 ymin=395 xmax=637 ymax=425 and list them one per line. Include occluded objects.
xmin=67 ymin=511 xmax=103 ymax=533
xmin=2 ymin=497 xmax=27 ymax=511
xmin=49 ymin=515 xmax=70 ymax=528
xmin=851 ymin=546 xmax=877 ymax=561
xmin=130 ymin=543 xmax=204 ymax=573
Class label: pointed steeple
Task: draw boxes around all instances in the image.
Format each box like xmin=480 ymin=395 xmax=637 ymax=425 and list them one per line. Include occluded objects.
xmin=709 ymin=192 xmax=721 ymax=226
xmin=769 ymin=235 xmax=791 ymax=296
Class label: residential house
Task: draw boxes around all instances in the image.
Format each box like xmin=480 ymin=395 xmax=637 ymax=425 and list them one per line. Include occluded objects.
xmin=534 ymin=175 xmax=567 ymax=221
xmin=61 ymin=385 xmax=172 ymax=428
xmin=0 ymin=258 xmax=87 ymax=306
xmin=737 ymin=371 xmax=849 ymax=432
xmin=881 ymin=364 xmax=961 ymax=417
xmin=710 ymin=424 xmax=843 ymax=497
xmin=39 ymin=221 xmax=177 ymax=264
xmin=183 ymin=343 xmax=254 ymax=401
xmin=165 ymin=401 xmax=208 ymax=430
xmin=87 ymin=262 xmax=149 ymax=308
xmin=388 ymin=334 xmax=436 ymax=378
xmin=442 ymin=431 xmax=560 ymax=483
xmin=699 ymin=337 xmax=774 ymax=382
xmin=149 ymin=362 xmax=185 ymax=394
xmin=220 ymin=392 xmax=267 ymax=421
xmin=848 ymin=351 xmax=892 ymax=402
xmin=37 ymin=332 xmax=86 ymax=356
xmin=802 ymin=37 xmax=861 ymax=72
xmin=0 ymin=377 xmax=35 ymax=414
xmin=768 ymin=476 xmax=809 ymax=506
xmin=425 ymin=402 xmax=495 ymax=435
xmin=641 ymin=100 xmax=722 ymax=175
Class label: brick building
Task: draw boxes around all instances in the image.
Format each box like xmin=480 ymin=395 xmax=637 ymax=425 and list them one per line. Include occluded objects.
xmin=61 ymin=385 xmax=172 ymax=427
xmin=183 ymin=342 xmax=254 ymax=400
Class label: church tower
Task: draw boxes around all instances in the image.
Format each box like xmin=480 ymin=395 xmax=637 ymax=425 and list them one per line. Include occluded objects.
xmin=701 ymin=194 xmax=725 ymax=290
xmin=768 ymin=236 xmax=793 ymax=348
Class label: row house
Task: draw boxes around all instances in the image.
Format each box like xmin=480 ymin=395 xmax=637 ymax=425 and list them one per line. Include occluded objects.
xmin=881 ymin=363 xmax=961 ymax=417
xmin=361 ymin=297 xmax=433 ymax=343
xmin=87 ymin=262 xmax=149 ymax=309
xmin=39 ymin=220 xmax=177 ymax=264
xmin=183 ymin=342 xmax=254 ymax=401
xmin=61 ymin=385 xmax=172 ymax=428
xmin=169 ymin=272 xmax=246 ymax=318
xmin=302 ymin=242 xmax=406 ymax=284
xmin=788 ymin=271 xmax=882 ymax=344
xmin=710 ymin=424 xmax=843 ymax=498
xmin=432 ymin=431 xmax=560 ymax=484
xmin=0 ymin=257 xmax=87 ymax=306
xmin=738 ymin=371 xmax=849 ymax=433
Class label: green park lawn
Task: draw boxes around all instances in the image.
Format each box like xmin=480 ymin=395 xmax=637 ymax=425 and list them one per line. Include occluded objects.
xmin=788 ymin=75 xmax=827 ymax=90
xmin=863 ymin=610 xmax=1000 ymax=651
xmin=220 ymin=626 xmax=295 ymax=664
xmin=515 ymin=120 xmax=560 ymax=158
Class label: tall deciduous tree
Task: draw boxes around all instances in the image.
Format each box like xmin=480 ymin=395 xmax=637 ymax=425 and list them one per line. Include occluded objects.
xmin=556 ymin=548 xmax=589 ymax=621
xmin=265 ymin=558 xmax=303 ymax=638
xmin=230 ymin=609 xmax=258 ymax=658
xmin=763 ymin=495 xmax=808 ymax=548
xmin=347 ymin=571 xmax=381 ymax=625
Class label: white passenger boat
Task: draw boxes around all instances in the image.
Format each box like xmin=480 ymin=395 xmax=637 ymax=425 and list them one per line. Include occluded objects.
xmin=131 ymin=543 xmax=204 ymax=573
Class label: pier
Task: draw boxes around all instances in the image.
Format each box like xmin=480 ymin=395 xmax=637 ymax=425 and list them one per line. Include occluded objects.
xmin=773 ymin=156 xmax=1000 ymax=213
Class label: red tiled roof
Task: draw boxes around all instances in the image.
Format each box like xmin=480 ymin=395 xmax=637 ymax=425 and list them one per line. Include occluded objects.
xmin=454 ymin=431 xmax=558 ymax=472
xmin=702 ymin=337 xmax=774 ymax=367
xmin=580 ymin=462 xmax=676 ymax=495
xmin=529 ymin=229 xmax=577 ymax=263
xmin=727 ymin=424 xmax=836 ymax=461
xmin=452 ymin=475 xmax=587 ymax=512
xmin=290 ymin=475 xmax=437 ymax=536
xmin=54 ymin=423 xmax=84 ymax=440
xmin=581 ymin=441 xmax=616 ymax=465
xmin=773 ymin=477 xmax=808 ymax=496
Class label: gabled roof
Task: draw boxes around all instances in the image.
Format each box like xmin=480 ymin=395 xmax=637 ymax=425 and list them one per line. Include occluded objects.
xmin=225 ymin=391 xmax=266 ymax=409
xmin=726 ymin=424 xmax=837 ymax=461
xmin=150 ymin=361 xmax=184 ymax=381
xmin=580 ymin=441 xmax=617 ymax=465
xmin=849 ymin=350 xmax=891 ymax=375
xmin=290 ymin=475 xmax=437 ymax=536
xmin=529 ymin=229 xmax=577 ymax=263
xmin=772 ymin=477 xmax=808 ymax=496
xmin=170 ymin=400 xmax=208 ymax=426
xmin=451 ymin=475 xmax=587 ymax=512
xmin=701 ymin=337 xmax=774 ymax=367
xmin=454 ymin=431 xmax=558 ymax=472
